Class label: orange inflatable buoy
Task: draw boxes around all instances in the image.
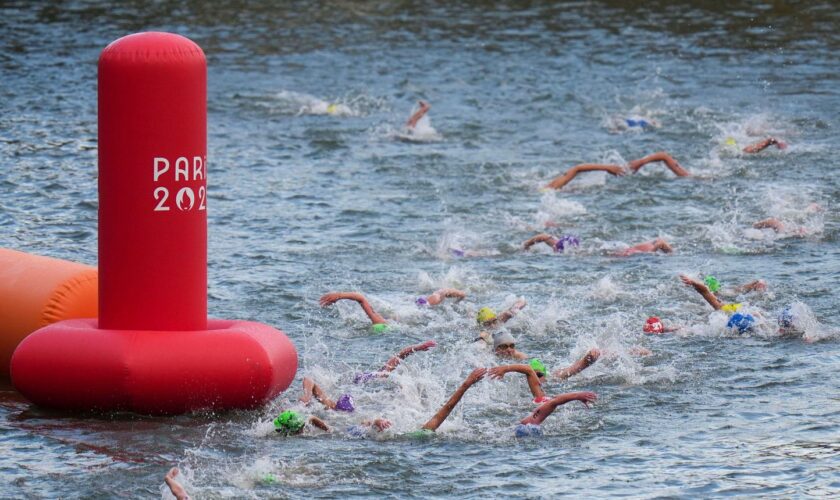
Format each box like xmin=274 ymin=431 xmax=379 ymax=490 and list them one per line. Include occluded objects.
xmin=0 ymin=248 xmax=97 ymax=379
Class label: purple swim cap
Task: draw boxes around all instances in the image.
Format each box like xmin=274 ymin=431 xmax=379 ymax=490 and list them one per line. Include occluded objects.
xmin=451 ymin=248 xmax=465 ymax=257
xmin=335 ymin=393 xmax=355 ymax=412
xmin=416 ymin=297 xmax=428 ymax=306
xmin=554 ymin=235 xmax=580 ymax=253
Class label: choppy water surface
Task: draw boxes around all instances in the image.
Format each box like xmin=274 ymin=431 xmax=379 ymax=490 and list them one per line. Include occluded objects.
xmin=2 ymin=1 xmax=839 ymax=497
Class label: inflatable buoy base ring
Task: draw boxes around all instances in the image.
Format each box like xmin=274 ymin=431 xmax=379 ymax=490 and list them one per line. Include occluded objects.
xmin=10 ymin=318 xmax=297 ymax=415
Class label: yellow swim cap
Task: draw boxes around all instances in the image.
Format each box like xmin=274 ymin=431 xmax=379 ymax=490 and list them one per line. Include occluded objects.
xmin=721 ymin=303 xmax=742 ymax=313
xmin=724 ymin=137 xmax=737 ymax=147
xmin=326 ymin=104 xmax=338 ymax=115
xmin=477 ymin=307 xmax=497 ymax=324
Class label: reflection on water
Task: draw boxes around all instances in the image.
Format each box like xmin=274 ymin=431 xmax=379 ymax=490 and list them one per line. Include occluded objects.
xmin=1 ymin=0 xmax=839 ymax=497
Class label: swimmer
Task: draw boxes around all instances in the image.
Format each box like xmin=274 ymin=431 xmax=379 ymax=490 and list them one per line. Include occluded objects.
xmin=545 ymin=151 xmax=690 ymax=190
xmin=300 ymin=377 xmax=356 ymax=412
xmin=419 ymin=368 xmax=486 ymax=432
xmin=680 ymin=275 xmax=760 ymax=333
xmin=490 ymin=331 xmax=601 ymax=381
xmin=743 ymin=137 xmax=787 ymax=154
xmin=273 ymin=408 xmax=390 ymax=436
xmin=406 ymin=100 xmax=430 ymax=130
xmin=476 ymin=298 xmax=527 ymax=329
xmin=416 ymin=288 xmax=467 ymax=307
xmin=679 ymin=274 xmax=766 ymax=310
xmin=354 ymin=340 xmax=437 ymax=383
xmin=164 ymin=467 xmax=190 ymax=500
xmin=523 ymin=233 xmax=580 ymax=253
xmin=319 ymin=291 xmax=389 ymax=328
xmin=752 ymin=218 xmax=809 ymax=237
xmin=642 ymin=316 xmax=680 ymax=334
xmin=613 ymin=238 xmax=673 ymax=257
xmin=515 ymin=391 xmax=598 ymax=437
xmin=488 ymin=364 xmax=547 ymax=401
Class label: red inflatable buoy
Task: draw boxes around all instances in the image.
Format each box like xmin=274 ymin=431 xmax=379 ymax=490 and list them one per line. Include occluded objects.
xmin=11 ymin=32 xmax=297 ymax=414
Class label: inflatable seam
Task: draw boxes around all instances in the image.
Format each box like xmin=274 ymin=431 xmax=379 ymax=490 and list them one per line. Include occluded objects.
xmin=40 ymin=273 xmax=97 ymax=327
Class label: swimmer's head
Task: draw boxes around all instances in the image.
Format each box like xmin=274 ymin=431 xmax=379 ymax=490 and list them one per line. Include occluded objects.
xmin=554 ymin=235 xmax=580 ymax=253
xmin=493 ymin=331 xmax=517 ymax=355
xmin=406 ymin=428 xmax=435 ymax=440
xmin=643 ymin=316 xmax=664 ymax=334
xmin=334 ymin=393 xmax=355 ymax=412
xmin=415 ymin=297 xmax=428 ymax=307
xmin=354 ymin=371 xmax=378 ymax=384
xmin=529 ymin=358 xmax=547 ymax=378
xmin=532 ymin=396 xmax=550 ymax=404
xmin=371 ymin=323 xmax=389 ymax=334
xmin=704 ymin=276 xmax=721 ymax=293
xmin=274 ymin=410 xmax=305 ymax=434
xmin=724 ymin=137 xmax=737 ymax=147
xmin=477 ymin=307 xmax=497 ymax=325
xmin=326 ymin=103 xmax=338 ymax=115
xmin=778 ymin=305 xmax=796 ymax=329
xmin=450 ymin=248 xmax=465 ymax=258
xmin=721 ymin=303 xmax=742 ymax=314
xmin=726 ymin=313 xmax=755 ymax=334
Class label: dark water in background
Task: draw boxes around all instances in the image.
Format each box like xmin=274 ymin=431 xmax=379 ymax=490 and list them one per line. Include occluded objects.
xmin=2 ymin=1 xmax=839 ymax=497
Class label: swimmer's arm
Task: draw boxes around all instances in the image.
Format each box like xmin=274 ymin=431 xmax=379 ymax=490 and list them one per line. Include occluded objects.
xmin=488 ymin=365 xmax=545 ymax=399
xmin=406 ymin=100 xmax=430 ymax=129
xmin=523 ymin=233 xmax=559 ymax=250
xmin=380 ymin=340 xmax=436 ymax=373
xmin=427 ymin=288 xmax=466 ymax=306
xmin=360 ymin=418 xmax=392 ymax=432
xmin=743 ymin=137 xmax=786 ymax=153
xmin=653 ymin=238 xmax=674 ymax=254
xmin=733 ymin=279 xmax=767 ymax=293
xmin=497 ymin=298 xmax=527 ymax=324
xmin=628 ymin=151 xmax=690 ymax=177
xmin=545 ymin=164 xmax=625 ymax=190
xmin=753 ymin=218 xmax=785 ymax=232
xmin=551 ymin=348 xmax=600 ymax=380
xmin=421 ymin=368 xmax=486 ymax=431
xmin=679 ymin=275 xmax=723 ymax=310
xmin=319 ymin=292 xmax=388 ymax=325
xmin=520 ymin=391 xmax=598 ymax=425
xmin=308 ymin=416 xmax=331 ymax=432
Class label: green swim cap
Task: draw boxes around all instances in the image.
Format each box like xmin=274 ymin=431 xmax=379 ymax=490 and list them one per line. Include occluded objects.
xmin=273 ymin=410 xmax=305 ymax=434
xmin=406 ymin=428 xmax=435 ymax=440
xmin=704 ymin=275 xmax=721 ymax=293
xmin=529 ymin=358 xmax=547 ymax=377
xmin=371 ymin=323 xmax=389 ymax=334
xmin=263 ymin=473 xmax=277 ymax=484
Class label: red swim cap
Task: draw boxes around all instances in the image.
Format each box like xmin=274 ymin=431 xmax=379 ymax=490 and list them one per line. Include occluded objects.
xmin=643 ymin=316 xmax=664 ymax=334
xmin=533 ymin=396 xmax=550 ymax=404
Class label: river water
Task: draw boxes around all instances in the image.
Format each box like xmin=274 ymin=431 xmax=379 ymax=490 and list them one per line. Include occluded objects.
xmin=1 ymin=1 xmax=839 ymax=498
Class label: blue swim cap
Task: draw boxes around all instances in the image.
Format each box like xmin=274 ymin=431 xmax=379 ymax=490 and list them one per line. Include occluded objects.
xmin=778 ymin=306 xmax=795 ymax=328
xmin=727 ymin=313 xmax=755 ymax=334
xmin=625 ymin=118 xmax=651 ymax=129
xmin=514 ymin=423 xmax=543 ymax=438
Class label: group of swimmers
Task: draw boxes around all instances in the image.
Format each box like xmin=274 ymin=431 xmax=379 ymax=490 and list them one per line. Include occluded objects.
xmin=163 ymin=101 xmax=807 ymax=498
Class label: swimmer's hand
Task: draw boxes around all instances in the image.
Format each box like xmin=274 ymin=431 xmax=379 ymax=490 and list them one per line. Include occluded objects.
xmin=603 ymin=165 xmax=627 ymax=177
xmin=319 ymin=292 xmax=360 ymax=307
xmin=679 ymin=274 xmax=701 ymax=288
xmin=465 ymin=367 xmax=487 ymax=385
xmin=413 ymin=340 xmax=437 ymax=352
xmin=570 ymin=391 xmax=598 ymax=408
xmin=583 ymin=348 xmax=601 ymax=364
xmin=367 ymin=418 xmax=391 ymax=431
xmin=488 ymin=366 xmax=509 ymax=380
